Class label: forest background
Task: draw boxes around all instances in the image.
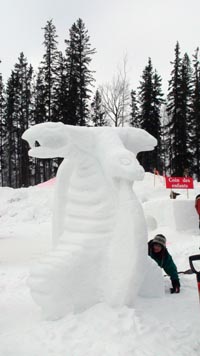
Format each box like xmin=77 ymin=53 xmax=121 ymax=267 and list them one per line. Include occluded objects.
xmin=0 ymin=18 xmax=200 ymax=188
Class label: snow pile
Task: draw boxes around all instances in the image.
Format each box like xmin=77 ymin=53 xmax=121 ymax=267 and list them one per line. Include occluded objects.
xmin=0 ymin=174 xmax=200 ymax=355
xmin=0 ymin=184 xmax=53 ymax=226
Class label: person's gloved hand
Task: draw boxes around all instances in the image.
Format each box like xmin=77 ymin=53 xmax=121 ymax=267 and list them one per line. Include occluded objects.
xmin=170 ymin=279 xmax=180 ymax=294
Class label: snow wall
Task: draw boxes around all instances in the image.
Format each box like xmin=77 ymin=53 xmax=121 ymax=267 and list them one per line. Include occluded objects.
xmin=144 ymin=199 xmax=199 ymax=231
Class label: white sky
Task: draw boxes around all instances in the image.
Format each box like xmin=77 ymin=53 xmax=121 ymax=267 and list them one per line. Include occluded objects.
xmin=0 ymin=0 xmax=200 ymax=94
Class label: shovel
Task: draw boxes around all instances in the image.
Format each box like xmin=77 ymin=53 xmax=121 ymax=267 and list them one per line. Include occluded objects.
xmin=189 ymin=254 xmax=200 ymax=303
xmin=164 ymin=268 xmax=193 ymax=277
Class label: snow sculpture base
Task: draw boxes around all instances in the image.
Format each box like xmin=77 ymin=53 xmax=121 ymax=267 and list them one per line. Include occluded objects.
xmin=23 ymin=123 xmax=159 ymax=320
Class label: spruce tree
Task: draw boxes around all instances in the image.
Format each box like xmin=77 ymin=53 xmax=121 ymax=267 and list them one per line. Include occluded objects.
xmin=32 ymin=67 xmax=58 ymax=184
xmin=167 ymin=42 xmax=182 ymax=175
xmin=130 ymin=89 xmax=140 ymax=127
xmin=14 ymin=53 xmax=33 ymax=187
xmin=31 ymin=69 xmax=47 ymax=184
xmin=191 ymin=47 xmax=200 ymax=180
xmin=0 ymin=64 xmax=5 ymax=186
xmin=41 ymin=19 xmax=59 ymax=122
xmin=52 ymin=52 xmax=68 ymax=124
xmin=179 ymin=53 xmax=192 ymax=174
xmin=3 ymin=71 xmax=18 ymax=187
xmin=3 ymin=53 xmax=33 ymax=187
xmin=90 ymin=89 xmax=107 ymax=126
xmin=167 ymin=43 xmax=192 ymax=176
xmin=33 ymin=68 xmax=46 ymax=125
xmin=152 ymin=70 xmax=165 ymax=171
xmin=138 ymin=58 xmax=164 ymax=172
xmin=36 ymin=19 xmax=60 ymax=182
xmin=65 ymin=18 xmax=96 ymax=126
xmin=160 ymin=104 xmax=170 ymax=175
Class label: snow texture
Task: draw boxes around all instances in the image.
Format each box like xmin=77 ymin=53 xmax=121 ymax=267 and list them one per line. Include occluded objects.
xmin=22 ymin=123 xmax=160 ymax=319
xmin=1 ymin=172 xmax=200 ymax=356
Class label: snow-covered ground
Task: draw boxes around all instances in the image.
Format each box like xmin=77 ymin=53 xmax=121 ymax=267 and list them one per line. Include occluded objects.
xmin=1 ymin=173 xmax=200 ymax=356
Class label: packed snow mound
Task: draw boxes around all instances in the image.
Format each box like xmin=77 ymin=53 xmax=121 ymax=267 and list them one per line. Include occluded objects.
xmin=0 ymin=185 xmax=54 ymax=226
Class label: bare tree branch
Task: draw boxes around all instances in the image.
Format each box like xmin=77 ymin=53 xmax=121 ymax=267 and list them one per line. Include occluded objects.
xmin=99 ymin=57 xmax=130 ymax=126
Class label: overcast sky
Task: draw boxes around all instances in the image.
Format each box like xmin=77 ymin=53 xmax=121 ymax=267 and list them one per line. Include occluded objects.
xmin=0 ymin=0 xmax=200 ymax=94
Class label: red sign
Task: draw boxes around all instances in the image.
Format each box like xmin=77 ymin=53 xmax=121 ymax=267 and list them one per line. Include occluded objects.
xmin=165 ymin=177 xmax=194 ymax=189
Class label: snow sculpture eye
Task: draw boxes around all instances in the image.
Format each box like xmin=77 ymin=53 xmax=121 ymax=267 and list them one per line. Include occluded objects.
xmin=35 ymin=141 xmax=40 ymax=147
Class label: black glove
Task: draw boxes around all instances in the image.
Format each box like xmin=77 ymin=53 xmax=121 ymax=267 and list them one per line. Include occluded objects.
xmin=170 ymin=279 xmax=180 ymax=294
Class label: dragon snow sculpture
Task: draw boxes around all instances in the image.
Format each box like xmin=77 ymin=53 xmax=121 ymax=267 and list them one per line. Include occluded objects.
xmin=23 ymin=123 xmax=157 ymax=320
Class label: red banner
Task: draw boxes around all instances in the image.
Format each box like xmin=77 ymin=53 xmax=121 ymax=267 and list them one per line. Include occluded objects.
xmin=165 ymin=177 xmax=194 ymax=189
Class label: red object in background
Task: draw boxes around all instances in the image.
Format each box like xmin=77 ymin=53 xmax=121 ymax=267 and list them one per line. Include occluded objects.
xmin=37 ymin=177 xmax=56 ymax=187
xmin=195 ymin=195 xmax=200 ymax=215
xmin=165 ymin=176 xmax=194 ymax=189
xmin=189 ymin=255 xmax=200 ymax=304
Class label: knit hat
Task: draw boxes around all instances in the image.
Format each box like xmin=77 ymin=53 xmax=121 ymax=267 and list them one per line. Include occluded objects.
xmin=152 ymin=234 xmax=166 ymax=248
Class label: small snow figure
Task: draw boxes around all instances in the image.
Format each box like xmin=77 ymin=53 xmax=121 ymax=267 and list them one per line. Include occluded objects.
xmin=195 ymin=194 xmax=200 ymax=229
xmin=148 ymin=234 xmax=180 ymax=294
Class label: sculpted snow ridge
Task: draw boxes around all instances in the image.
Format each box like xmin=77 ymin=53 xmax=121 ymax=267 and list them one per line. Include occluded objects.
xmin=23 ymin=123 xmax=160 ymax=320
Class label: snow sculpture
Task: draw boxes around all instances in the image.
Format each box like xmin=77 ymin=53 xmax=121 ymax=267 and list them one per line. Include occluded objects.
xmin=23 ymin=123 xmax=158 ymax=319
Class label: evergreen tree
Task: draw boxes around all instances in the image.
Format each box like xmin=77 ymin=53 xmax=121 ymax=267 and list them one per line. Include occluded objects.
xmin=3 ymin=71 xmax=18 ymax=187
xmin=90 ymin=89 xmax=107 ymax=126
xmin=3 ymin=53 xmax=33 ymax=187
xmin=191 ymin=47 xmax=200 ymax=180
xmin=65 ymin=18 xmax=96 ymax=126
xmin=29 ymin=69 xmax=46 ymax=185
xmin=167 ymin=43 xmax=192 ymax=176
xmin=0 ymin=63 xmax=5 ymax=186
xmin=52 ymin=52 xmax=68 ymax=124
xmin=32 ymin=67 xmax=57 ymax=184
xmin=138 ymin=58 xmax=164 ymax=172
xmin=14 ymin=53 xmax=33 ymax=187
xmin=33 ymin=68 xmax=46 ymax=125
xmin=152 ymin=70 xmax=165 ymax=171
xmin=180 ymin=53 xmax=192 ymax=173
xmin=130 ymin=89 xmax=140 ymax=127
xmin=41 ymin=19 xmax=59 ymax=122
xmin=36 ymin=19 xmax=60 ymax=182
xmin=160 ymin=103 xmax=170 ymax=175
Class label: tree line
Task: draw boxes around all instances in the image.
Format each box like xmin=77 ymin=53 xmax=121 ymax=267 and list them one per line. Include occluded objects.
xmin=0 ymin=19 xmax=200 ymax=188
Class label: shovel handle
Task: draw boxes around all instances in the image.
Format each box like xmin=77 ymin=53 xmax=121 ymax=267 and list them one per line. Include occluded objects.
xmin=189 ymin=254 xmax=200 ymax=274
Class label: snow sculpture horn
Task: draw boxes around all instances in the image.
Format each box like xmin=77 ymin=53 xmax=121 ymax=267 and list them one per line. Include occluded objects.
xmin=23 ymin=123 xmax=157 ymax=320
